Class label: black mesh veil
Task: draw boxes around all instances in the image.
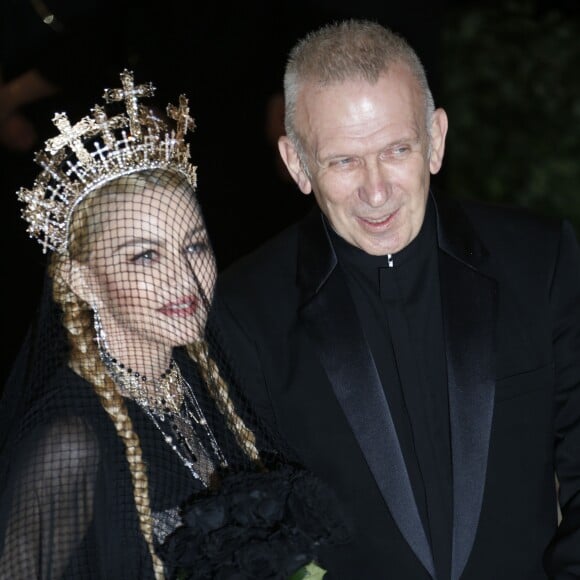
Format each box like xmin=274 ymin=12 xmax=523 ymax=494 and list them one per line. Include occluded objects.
xmin=0 ymin=71 xmax=348 ymax=580
xmin=0 ymin=165 xmax=290 ymax=578
xmin=0 ymin=72 xmax=348 ymax=579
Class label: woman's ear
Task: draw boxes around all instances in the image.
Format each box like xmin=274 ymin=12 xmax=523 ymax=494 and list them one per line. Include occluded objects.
xmin=67 ymin=260 xmax=99 ymax=307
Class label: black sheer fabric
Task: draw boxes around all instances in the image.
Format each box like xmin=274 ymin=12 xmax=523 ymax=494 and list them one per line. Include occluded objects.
xmin=0 ymin=169 xmax=287 ymax=578
xmin=0 ymin=366 xmax=200 ymax=578
xmin=0 ymin=71 xmax=346 ymax=580
xmin=0 ymin=347 xmax=277 ymax=578
xmin=0 ymin=71 xmax=343 ymax=579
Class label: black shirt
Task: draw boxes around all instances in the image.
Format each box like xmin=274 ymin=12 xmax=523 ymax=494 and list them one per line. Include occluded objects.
xmin=328 ymin=197 xmax=452 ymax=580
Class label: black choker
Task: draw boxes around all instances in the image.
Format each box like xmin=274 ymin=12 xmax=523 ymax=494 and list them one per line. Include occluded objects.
xmin=99 ymin=349 xmax=184 ymax=413
xmin=106 ymin=356 xmax=173 ymax=384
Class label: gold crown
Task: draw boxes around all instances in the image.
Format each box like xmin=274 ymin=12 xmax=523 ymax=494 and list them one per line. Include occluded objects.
xmin=17 ymin=69 xmax=197 ymax=254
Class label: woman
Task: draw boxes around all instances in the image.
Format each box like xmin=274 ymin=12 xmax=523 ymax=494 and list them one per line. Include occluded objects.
xmin=0 ymin=70 xmax=346 ymax=579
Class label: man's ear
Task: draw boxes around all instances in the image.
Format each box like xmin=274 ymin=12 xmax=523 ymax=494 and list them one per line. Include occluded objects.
xmin=429 ymin=108 xmax=448 ymax=175
xmin=67 ymin=260 xmax=99 ymax=307
xmin=278 ymin=136 xmax=312 ymax=195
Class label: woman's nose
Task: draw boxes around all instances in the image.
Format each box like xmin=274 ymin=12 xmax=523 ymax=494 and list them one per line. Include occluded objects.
xmin=165 ymin=255 xmax=197 ymax=295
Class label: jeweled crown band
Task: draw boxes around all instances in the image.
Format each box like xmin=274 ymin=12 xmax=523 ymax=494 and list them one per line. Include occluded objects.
xmin=16 ymin=69 xmax=197 ymax=254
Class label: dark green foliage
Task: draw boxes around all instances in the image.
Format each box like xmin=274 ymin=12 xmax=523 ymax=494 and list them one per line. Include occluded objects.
xmin=441 ymin=0 xmax=580 ymax=230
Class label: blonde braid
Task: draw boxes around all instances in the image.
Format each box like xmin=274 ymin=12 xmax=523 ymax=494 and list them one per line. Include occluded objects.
xmin=187 ymin=341 xmax=261 ymax=465
xmin=50 ymin=256 xmax=166 ymax=580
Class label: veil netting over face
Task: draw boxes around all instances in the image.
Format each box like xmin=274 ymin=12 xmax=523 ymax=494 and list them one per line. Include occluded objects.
xmin=0 ymin=68 xmax=314 ymax=580
xmin=0 ymin=69 xmax=349 ymax=580
xmin=0 ymin=163 xmax=297 ymax=577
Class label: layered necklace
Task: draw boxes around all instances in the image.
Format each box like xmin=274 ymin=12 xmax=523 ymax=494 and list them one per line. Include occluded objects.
xmin=98 ymin=346 xmax=227 ymax=485
xmin=99 ymin=352 xmax=184 ymax=413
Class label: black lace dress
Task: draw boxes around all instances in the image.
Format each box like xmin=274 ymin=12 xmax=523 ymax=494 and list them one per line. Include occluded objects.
xmin=0 ymin=360 xmax=247 ymax=579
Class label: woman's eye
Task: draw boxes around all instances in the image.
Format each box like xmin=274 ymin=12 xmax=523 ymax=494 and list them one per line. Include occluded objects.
xmin=186 ymin=241 xmax=209 ymax=255
xmin=131 ymin=249 xmax=156 ymax=263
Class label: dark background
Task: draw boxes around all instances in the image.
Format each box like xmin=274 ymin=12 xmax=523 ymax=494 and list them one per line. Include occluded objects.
xmin=2 ymin=0 xmax=579 ymax=386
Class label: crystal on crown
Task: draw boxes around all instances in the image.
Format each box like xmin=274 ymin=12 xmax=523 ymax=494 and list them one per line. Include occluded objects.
xmin=17 ymin=69 xmax=198 ymax=254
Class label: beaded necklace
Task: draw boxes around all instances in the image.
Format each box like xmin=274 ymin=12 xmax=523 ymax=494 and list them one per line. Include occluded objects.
xmin=99 ymin=349 xmax=183 ymax=413
xmin=99 ymin=347 xmax=227 ymax=483
xmin=142 ymin=374 xmax=228 ymax=484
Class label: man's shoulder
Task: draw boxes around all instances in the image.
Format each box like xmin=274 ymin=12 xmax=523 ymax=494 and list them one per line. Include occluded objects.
xmin=459 ymin=197 xmax=560 ymax=229
xmin=441 ymin=196 xmax=580 ymax=284
xmin=444 ymin=195 xmax=566 ymax=249
xmin=216 ymin=215 xmax=307 ymax=307
xmin=219 ymin=212 xmax=313 ymax=286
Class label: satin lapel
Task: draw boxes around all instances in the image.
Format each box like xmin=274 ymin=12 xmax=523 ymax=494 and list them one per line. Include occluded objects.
xmin=297 ymin=212 xmax=436 ymax=578
xmin=436 ymin=195 xmax=497 ymax=580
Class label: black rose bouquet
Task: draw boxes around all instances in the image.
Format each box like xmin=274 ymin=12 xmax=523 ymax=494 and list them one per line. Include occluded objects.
xmin=159 ymin=464 xmax=351 ymax=579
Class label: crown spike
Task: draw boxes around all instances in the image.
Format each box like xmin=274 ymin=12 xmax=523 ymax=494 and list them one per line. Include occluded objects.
xmin=46 ymin=113 xmax=98 ymax=166
xmin=91 ymin=105 xmax=129 ymax=150
xmin=17 ymin=70 xmax=197 ymax=255
xmin=103 ymin=69 xmax=155 ymax=139
xmin=167 ymin=95 xmax=195 ymax=140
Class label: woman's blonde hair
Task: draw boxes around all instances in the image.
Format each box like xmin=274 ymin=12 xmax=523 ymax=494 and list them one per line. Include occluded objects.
xmin=51 ymin=168 xmax=261 ymax=578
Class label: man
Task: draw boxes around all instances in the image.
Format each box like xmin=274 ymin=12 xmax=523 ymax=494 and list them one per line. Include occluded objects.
xmin=216 ymin=19 xmax=580 ymax=579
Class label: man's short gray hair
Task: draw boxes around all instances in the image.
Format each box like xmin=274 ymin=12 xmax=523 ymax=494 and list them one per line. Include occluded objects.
xmin=283 ymin=19 xmax=436 ymax=173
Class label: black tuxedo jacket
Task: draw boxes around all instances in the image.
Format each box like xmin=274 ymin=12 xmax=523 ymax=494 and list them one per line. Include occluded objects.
xmin=215 ymin=193 xmax=580 ymax=579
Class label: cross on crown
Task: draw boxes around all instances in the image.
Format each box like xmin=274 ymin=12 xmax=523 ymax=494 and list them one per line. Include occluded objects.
xmin=16 ymin=69 xmax=198 ymax=254
xmin=103 ymin=70 xmax=155 ymax=138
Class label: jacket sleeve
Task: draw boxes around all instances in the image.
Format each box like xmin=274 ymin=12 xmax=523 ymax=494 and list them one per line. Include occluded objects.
xmin=210 ymin=287 xmax=281 ymax=441
xmin=543 ymin=220 xmax=580 ymax=578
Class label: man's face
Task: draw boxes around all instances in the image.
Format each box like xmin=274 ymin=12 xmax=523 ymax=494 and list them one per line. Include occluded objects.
xmin=280 ymin=64 xmax=447 ymax=255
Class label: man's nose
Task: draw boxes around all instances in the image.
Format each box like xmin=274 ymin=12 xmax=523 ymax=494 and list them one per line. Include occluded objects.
xmin=358 ymin=159 xmax=390 ymax=207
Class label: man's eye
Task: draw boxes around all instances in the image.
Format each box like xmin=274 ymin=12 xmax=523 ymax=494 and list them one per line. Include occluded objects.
xmin=393 ymin=146 xmax=410 ymax=156
xmin=329 ymin=157 xmax=356 ymax=168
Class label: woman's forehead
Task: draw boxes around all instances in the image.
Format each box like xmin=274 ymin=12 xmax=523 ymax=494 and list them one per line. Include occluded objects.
xmin=97 ymin=184 xmax=198 ymax=216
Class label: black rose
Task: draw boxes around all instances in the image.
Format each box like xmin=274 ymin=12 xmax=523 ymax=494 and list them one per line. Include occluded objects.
xmin=233 ymin=528 xmax=311 ymax=580
xmin=160 ymin=465 xmax=348 ymax=580
xmin=234 ymin=539 xmax=281 ymax=579
xmin=228 ymin=486 xmax=286 ymax=528
xmin=183 ymin=494 xmax=227 ymax=534
xmin=204 ymin=525 xmax=268 ymax=561
xmin=159 ymin=526 xmax=205 ymax=569
xmin=268 ymin=529 xmax=314 ymax=577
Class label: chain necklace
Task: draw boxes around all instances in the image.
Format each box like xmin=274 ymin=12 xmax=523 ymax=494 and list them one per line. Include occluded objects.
xmin=99 ymin=346 xmax=227 ymax=483
xmin=100 ymin=349 xmax=184 ymax=414
xmin=144 ymin=374 xmax=228 ymax=484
